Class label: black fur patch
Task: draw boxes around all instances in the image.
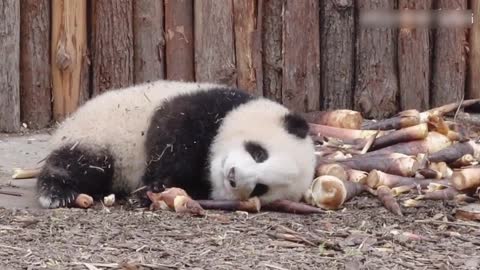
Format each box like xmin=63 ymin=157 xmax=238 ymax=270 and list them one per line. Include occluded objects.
xmin=283 ymin=113 xmax=309 ymax=139
xmin=36 ymin=144 xmax=115 ymax=207
xmin=142 ymin=87 xmax=256 ymax=199
xmin=250 ymin=183 xmax=269 ymax=197
xmin=244 ymin=141 xmax=268 ymax=163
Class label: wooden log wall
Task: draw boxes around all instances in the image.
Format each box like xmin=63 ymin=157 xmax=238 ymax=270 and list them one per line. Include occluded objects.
xmin=194 ymin=0 xmax=237 ymax=86
xmin=51 ymin=0 xmax=89 ymax=122
xmin=282 ymin=0 xmax=321 ymax=112
xmin=165 ymin=0 xmax=194 ymax=81
xmin=0 ymin=0 xmax=20 ymax=132
xmin=355 ymin=0 xmax=399 ymax=119
xmin=0 ymin=0 xmax=478 ymax=132
xmin=91 ymin=0 xmax=134 ymax=96
xmin=398 ymin=0 xmax=432 ymax=111
xmin=20 ymin=0 xmax=51 ymax=129
xmin=320 ymin=0 xmax=355 ymax=110
xmin=431 ymin=0 xmax=468 ymax=107
xmin=262 ymin=0 xmax=284 ymax=103
xmin=133 ymin=0 xmax=165 ymax=84
xmin=468 ymin=0 xmax=480 ymax=99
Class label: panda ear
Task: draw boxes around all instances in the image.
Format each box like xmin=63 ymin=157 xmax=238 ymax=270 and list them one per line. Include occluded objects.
xmin=283 ymin=113 xmax=309 ymax=139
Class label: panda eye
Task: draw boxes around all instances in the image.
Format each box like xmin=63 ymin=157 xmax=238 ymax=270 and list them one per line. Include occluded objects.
xmin=244 ymin=141 xmax=268 ymax=163
xmin=250 ymin=183 xmax=269 ymax=198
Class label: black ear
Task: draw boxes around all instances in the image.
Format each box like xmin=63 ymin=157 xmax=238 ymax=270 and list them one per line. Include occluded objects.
xmin=283 ymin=113 xmax=309 ymax=139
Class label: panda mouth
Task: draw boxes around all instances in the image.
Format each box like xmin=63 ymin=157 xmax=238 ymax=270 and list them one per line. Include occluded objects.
xmin=222 ymin=169 xmax=250 ymax=201
xmin=223 ymin=179 xmax=233 ymax=192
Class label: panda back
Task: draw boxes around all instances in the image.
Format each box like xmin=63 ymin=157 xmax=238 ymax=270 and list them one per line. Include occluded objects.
xmin=48 ymin=80 xmax=223 ymax=191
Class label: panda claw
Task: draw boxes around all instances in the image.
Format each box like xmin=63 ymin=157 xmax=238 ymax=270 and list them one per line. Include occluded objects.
xmin=38 ymin=191 xmax=80 ymax=208
xmin=67 ymin=195 xmax=74 ymax=205
xmin=64 ymin=193 xmax=77 ymax=207
xmin=67 ymin=194 xmax=73 ymax=204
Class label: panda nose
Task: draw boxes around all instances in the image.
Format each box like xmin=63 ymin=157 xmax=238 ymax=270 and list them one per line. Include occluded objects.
xmin=227 ymin=167 xmax=236 ymax=188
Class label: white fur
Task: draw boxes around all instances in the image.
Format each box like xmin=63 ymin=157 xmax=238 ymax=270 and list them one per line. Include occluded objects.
xmin=38 ymin=195 xmax=58 ymax=209
xmin=209 ymin=99 xmax=316 ymax=204
xmin=49 ymin=80 xmax=221 ymax=193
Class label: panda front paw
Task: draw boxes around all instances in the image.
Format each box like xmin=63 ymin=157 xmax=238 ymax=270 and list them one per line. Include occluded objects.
xmin=134 ymin=182 xmax=167 ymax=208
xmin=147 ymin=182 xmax=166 ymax=193
xmin=37 ymin=192 xmax=77 ymax=209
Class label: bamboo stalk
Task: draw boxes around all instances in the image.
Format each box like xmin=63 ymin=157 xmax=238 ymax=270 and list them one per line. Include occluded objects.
xmin=262 ymin=199 xmax=325 ymax=214
xmin=75 ymin=193 xmax=94 ymax=208
xmin=415 ymin=188 xmax=459 ymax=201
xmin=429 ymin=162 xmax=453 ymax=179
xmin=366 ymin=169 xmax=450 ymax=189
xmin=450 ymin=154 xmax=476 ymax=168
xmin=347 ymin=169 xmax=368 ymax=183
xmin=451 ymin=167 xmax=480 ymax=190
xmin=315 ymin=163 xmax=348 ymax=181
xmin=308 ymin=175 xmax=367 ymax=210
xmin=368 ymin=123 xmax=429 ymax=151
xmin=11 ymin=167 xmax=42 ymax=179
xmin=329 ymin=153 xmax=420 ymax=177
xmin=376 ymin=185 xmax=403 ymax=216
xmin=362 ymin=109 xmax=421 ymax=130
xmin=364 ymin=131 xmax=451 ymax=157
xmin=417 ymin=168 xmax=442 ymax=179
xmin=428 ymin=140 xmax=480 ymax=163
xmin=309 ymin=123 xmax=384 ymax=142
xmin=426 ymin=98 xmax=480 ymax=116
xmin=197 ymin=198 xmax=261 ymax=213
xmin=302 ymin=110 xmax=363 ymax=129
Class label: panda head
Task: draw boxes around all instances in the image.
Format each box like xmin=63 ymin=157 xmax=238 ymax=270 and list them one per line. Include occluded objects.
xmin=208 ymin=99 xmax=316 ymax=204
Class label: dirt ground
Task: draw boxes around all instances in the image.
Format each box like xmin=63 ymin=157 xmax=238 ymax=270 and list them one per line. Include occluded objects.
xmin=1 ymin=132 xmax=479 ymax=270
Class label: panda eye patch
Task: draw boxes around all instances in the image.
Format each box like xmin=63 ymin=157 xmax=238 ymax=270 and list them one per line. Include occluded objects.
xmin=250 ymin=183 xmax=269 ymax=197
xmin=244 ymin=141 xmax=268 ymax=163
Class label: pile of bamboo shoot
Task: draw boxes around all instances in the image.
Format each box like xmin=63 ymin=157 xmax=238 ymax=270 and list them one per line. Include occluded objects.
xmin=303 ymin=99 xmax=480 ymax=216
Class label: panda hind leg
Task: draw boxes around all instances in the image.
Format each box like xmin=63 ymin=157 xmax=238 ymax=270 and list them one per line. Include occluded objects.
xmin=36 ymin=144 xmax=115 ymax=209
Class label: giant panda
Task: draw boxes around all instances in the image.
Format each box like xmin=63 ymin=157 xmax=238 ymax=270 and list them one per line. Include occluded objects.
xmin=36 ymin=80 xmax=316 ymax=209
